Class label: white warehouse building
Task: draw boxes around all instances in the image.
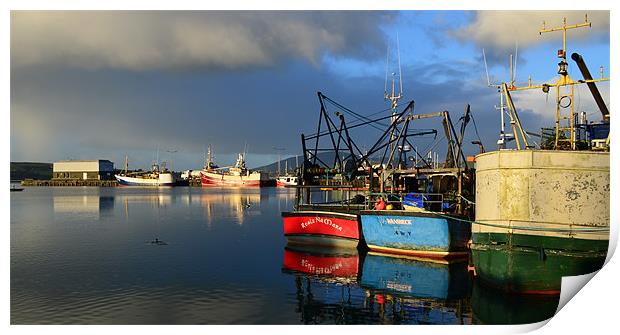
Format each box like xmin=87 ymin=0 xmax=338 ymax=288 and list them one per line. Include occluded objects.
xmin=53 ymin=160 xmax=115 ymax=180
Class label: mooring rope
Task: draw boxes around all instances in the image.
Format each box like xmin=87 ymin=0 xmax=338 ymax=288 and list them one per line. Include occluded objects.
xmin=428 ymin=210 xmax=609 ymax=233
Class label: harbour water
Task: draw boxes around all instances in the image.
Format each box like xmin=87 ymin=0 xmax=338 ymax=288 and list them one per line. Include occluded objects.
xmin=11 ymin=187 xmax=559 ymax=325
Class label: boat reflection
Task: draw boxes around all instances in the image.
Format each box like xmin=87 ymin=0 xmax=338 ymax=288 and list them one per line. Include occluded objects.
xmin=360 ymin=252 xmax=470 ymax=300
xmin=281 ymin=246 xmax=473 ymax=324
xmin=282 ymin=245 xmax=366 ymax=324
xmin=470 ymin=281 xmax=560 ymax=325
xmin=198 ymin=190 xmax=262 ymax=226
xmin=359 ymin=252 xmax=472 ymax=324
xmin=283 ymin=245 xmax=360 ymax=284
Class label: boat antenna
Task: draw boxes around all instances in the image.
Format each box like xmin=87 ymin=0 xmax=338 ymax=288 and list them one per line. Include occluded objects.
xmin=207 ymin=144 xmax=213 ymax=169
xmin=384 ymin=41 xmax=389 ymax=98
xmin=397 ymin=31 xmax=403 ymax=97
xmin=383 ymin=32 xmax=403 ymax=109
xmin=482 ymin=48 xmax=513 ymax=149
xmin=513 ymin=42 xmax=518 ymax=86
xmin=483 ymin=48 xmax=492 ymax=87
xmin=384 ymin=32 xmax=404 ymax=160
xmin=156 ymin=144 xmax=160 ymax=166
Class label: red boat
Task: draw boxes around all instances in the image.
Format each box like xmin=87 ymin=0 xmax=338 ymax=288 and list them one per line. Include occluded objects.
xmin=200 ymin=147 xmax=270 ymax=187
xmin=282 ymin=211 xmax=360 ymax=248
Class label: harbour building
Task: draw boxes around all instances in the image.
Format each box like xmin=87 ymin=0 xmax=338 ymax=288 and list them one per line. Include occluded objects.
xmin=52 ymin=160 xmax=115 ymax=180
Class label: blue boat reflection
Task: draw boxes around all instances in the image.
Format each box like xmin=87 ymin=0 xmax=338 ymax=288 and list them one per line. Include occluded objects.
xmin=360 ymin=252 xmax=471 ymax=300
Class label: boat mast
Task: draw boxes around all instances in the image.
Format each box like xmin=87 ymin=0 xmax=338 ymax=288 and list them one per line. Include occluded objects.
xmin=384 ymin=32 xmax=403 ymax=160
xmin=206 ymin=144 xmax=213 ymax=169
xmin=483 ymin=48 xmax=518 ymax=149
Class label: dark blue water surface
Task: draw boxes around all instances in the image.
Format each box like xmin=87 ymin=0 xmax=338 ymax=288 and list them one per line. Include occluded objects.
xmin=10 ymin=187 xmax=557 ymax=325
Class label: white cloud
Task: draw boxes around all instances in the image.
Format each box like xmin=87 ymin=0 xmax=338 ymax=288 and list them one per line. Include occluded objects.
xmin=11 ymin=11 xmax=391 ymax=71
xmin=455 ymin=11 xmax=609 ymax=51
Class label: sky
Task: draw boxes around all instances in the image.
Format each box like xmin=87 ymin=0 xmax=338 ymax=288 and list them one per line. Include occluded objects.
xmin=10 ymin=10 xmax=611 ymax=171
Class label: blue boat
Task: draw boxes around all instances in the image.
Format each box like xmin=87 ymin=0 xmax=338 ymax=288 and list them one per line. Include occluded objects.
xmin=359 ymin=210 xmax=471 ymax=259
xmin=360 ymin=252 xmax=470 ymax=300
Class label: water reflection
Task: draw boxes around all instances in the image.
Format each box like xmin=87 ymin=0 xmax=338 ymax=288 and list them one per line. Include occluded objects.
xmin=470 ymin=281 xmax=559 ymax=324
xmin=197 ymin=190 xmax=262 ymax=226
xmin=53 ymin=195 xmax=115 ymax=220
xmin=360 ymin=252 xmax=470 ymax=300
xmin=48 ymin=188 xmax=270 ymax=227
xmin=283 ymin=245 xmax=360 ymax=284
xmin=360 ymin=252 xmax=471 ymax=325
xmin=14 ymin=187 xmax=565 ymax=325
xmin=281 ymin=246 xmax=473 ymax=324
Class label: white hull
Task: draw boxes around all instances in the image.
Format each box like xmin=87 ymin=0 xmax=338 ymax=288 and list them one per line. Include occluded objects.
xmin=115 ymin=173 xmax=175 ymax=186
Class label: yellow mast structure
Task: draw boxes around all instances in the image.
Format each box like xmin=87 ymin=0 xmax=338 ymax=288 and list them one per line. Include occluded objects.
xmin=509 ymin=15 xmax=609 ymax=150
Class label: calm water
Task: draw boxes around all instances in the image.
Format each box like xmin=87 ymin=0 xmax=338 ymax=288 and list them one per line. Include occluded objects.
xmin=11 ymin=186 xmax=558 ymax=325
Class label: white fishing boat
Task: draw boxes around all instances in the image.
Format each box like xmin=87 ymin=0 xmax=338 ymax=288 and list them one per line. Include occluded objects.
xmin=115 ymin=156 xmax=176 ymax=186
xmin=276 ymin=161 xmax=298 ymax=187
xmin=276 ymin=175 xmax=298 ymax=187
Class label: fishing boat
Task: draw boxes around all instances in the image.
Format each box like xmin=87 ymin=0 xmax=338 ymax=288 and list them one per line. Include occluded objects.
xmin=359 ymin=106 xmax=476 ymax=259
xmin=276 ymin=159 xmax=299 ymax=187
xmin=360 ymin=210 xmax=471 ymax=259
xmin=283 ymin=39 xmax=476 ymax=252
xmin=115 ymin=156 xmax=176 ymax=186
xmin=470 ymin=16 xmax=610 ymax=294
xmin=276 ymin=175 xmax=298 ymax=187
xmin=282 ymin=209 xmax=361 ymax=248
xmin=10 ymin=185 xmax=24 ymax=192
xmin=200 ymin=146 xmax=270 ymax=187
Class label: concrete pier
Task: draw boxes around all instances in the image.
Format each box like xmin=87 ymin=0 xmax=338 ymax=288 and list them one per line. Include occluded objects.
xmin=21 ymin=179 xmax=118 ymax=187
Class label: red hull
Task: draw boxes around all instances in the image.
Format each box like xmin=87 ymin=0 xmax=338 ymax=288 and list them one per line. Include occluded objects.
xmin=282 ymin=211 xmax=360 ymax=245
xmin=283 ymin=248 xmax=359 ymax=278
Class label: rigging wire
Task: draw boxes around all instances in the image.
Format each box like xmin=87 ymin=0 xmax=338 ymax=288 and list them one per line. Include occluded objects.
xmin=469 ymin=111 xmax=483 ymax=145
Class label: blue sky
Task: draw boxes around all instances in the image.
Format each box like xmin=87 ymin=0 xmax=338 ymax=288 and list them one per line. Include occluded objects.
xmin=10 ymin=10 xmax=610 ymax=171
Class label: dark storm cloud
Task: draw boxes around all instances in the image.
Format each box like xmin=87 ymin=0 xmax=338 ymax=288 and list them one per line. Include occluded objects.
xmin=13 ymin=11 xmax=605 ymax=170
xmin=11 ymin=11 xmax=393 ymax=71
xmin=11 ymin=55 xmax=564 ymax=170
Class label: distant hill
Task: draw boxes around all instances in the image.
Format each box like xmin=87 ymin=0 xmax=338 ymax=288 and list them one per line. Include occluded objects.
xmin=255 ymin=155 xmax=304 ymax=175
xmin=11 ymin=162 xmax=53 ymax=181
xmin=255 ymin=151 xmax=411 ymax=176
xmin=255 ymin=152 xmax=369 ymax=175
